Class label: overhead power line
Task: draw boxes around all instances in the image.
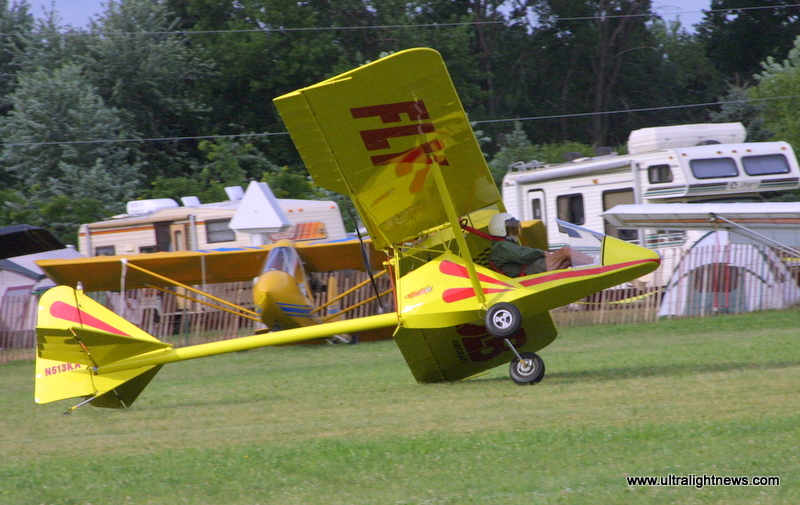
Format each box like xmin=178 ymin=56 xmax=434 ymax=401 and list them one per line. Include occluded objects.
xmin=5 ymin=95 xmax=799 ymax=148
xmin=2 ymin=3 xmax=799 ymax=37
xmin=472 ymin=95 xmax=800 ymax=125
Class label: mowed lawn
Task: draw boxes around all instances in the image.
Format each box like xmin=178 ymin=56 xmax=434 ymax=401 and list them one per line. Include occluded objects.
xmin=1 ymin=310 xmax=799 ymax=505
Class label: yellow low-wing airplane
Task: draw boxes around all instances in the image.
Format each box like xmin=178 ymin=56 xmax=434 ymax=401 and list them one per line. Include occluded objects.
xmin=34 ymin=48 xmax=660 ymax=412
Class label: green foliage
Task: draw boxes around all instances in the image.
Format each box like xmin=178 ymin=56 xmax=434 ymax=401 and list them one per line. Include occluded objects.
xmin=709 ymin=84 xmax=772 ymax=141
xmin=0 ymin=0 xmax=34 ymax=113
xmin=752 ymin=36 xmax=800 ymax=155
xmin=489 ymin=121 xmax=596 ymax=185
xmin=80 ymin=0 xmax=217 ymax=179
xmin=522 ymin=0 xmax=669 ymax=145
xmin=697 ymin=0 xmax=800 ymax=83
xmin=530 ymin=141 xmax=597 ymax=163
xmin=488 ymin=121 xmax=539 ymax=184
xmin=649 ymin=18 xmax=726 ymax=126
xmin=0 ymin=63 xmax=141 ymax=242
xmin=261 ymin=166 xmax=323 ymax=200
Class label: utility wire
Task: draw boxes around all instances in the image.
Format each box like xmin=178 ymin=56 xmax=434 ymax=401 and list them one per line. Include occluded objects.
xmin=2 ymin=4 xmax=798 ymax=38
xmin=472 ymin=95 xmax=800 ymax=125
xmin=4 ymin=95 xmax=799 ymax=148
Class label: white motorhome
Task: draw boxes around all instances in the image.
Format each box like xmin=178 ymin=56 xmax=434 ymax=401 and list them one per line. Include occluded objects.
xmin=79 ymin=185 xmax=348 ymax=257
xmin=501 ymin=123 xmax=800 ymax=249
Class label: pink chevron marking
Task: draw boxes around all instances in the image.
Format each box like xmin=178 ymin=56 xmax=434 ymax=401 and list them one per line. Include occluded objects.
xmin=50 ymin=301 xmax=129 ymax=336
xmin=439 ymin=261 xmax=513 ymax=287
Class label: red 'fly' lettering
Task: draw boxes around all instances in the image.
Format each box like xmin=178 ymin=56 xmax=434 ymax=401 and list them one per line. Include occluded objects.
xmin=350 ymin=100 xmax=447 ymax=193
xmin=350 ymin=101 xmax=430 ymax=123
xmin=359 ymin=123 xmax=435 ymax=151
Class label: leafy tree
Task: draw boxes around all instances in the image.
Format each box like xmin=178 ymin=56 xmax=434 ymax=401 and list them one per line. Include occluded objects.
xmin=0 ymin=0 xmax=34 ymax=115
xmin=261 ymin=166 xmax=323 ymax=200
xmin=709 ymin=84 xmax=771 ymax=141
xmin=489 ymin=121 xmax=540 ymax=184
xmin=647 ymin=19 xmax=726 ymax=126
xmin=488 ymin=121 xmax=596 ymax=185
xmin=0 ymin=63 xmax=142 ymax=243
xmin=529 ymin=140 xmax=596 ymax=163
xmin=523 ymin=0 xmax=664 ymax=145
xmin=697 ymin=0 xmax=800 ymax=83
xmin=81 ymin=0 xmax=217 ymax=179
xmin=751 ymin=35 xmax=800 ymax=154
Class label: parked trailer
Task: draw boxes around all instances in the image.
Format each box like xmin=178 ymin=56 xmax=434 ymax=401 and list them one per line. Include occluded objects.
xmin=501 ymin=123 xmax=800 ymax=250
xmin=79 ymin=187 xmax=347 ymax=257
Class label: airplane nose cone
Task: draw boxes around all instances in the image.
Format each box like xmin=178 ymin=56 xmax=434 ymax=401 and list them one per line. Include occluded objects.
xmin=253 ymin=270 xmax=292 ymax=308
xmin=602 ymin=235 xmax=661 ymax=268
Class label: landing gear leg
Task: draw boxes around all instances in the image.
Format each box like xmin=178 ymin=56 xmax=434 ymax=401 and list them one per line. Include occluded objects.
xmin=484 ymin=303 xmax=546 ymax=385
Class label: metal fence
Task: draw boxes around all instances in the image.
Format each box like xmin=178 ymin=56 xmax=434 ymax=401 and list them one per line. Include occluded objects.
xmin=3 ymin=245 xmax=799 ymax=364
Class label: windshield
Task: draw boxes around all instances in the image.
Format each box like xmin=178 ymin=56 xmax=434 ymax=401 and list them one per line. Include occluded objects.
xmin=263 ymin=246 xmax=299 ymax=275
xmin=556 ymin=220 xmax=602 ymax=267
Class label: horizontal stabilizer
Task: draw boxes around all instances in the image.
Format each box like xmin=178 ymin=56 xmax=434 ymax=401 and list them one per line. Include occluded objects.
xmin=37 ymin=326 xmax=171 ymax=367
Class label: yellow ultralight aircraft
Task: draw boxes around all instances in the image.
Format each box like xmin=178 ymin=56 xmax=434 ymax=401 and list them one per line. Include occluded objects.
xmin=33 ymin=48 xmax=660 ymax=412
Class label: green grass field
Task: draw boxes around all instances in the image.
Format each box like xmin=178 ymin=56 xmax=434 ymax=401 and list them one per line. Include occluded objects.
xmin=2 ymin=310 xmax=799 ymax=505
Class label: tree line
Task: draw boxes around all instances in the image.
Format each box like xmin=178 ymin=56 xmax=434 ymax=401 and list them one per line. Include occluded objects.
xmin=1 ymin=0 xmax=799 ymax=244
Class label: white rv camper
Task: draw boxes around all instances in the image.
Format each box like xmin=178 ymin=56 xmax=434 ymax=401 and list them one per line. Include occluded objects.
xmin=78 ymin=185 xmax=348 ymax=257
xmin=501 ymin=123 xmax=800 ymax=249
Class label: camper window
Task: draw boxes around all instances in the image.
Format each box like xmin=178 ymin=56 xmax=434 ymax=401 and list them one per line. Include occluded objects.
xmin=531 ymin=199 xmax=542 ymax=220
xmin=95 ymin=245 xmax=115 ymax=256
xmin=689 ymin=158 xmax=738 ymax=179
xmin=206 ymin=219 xmax=236 ymax=243
xmin=742 ymin=154 xmax=790 ymax=176
xmin=648 ymin=164 xmax=673 ymax=183
xmin=556 ymin=193 xmax=585 ymax=225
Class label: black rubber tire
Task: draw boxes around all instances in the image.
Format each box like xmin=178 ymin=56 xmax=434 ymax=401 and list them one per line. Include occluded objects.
xmin=485 ymin=302 xmax=522 ymax=338
xmin=509 ymin=352 xmax=545 ymax=385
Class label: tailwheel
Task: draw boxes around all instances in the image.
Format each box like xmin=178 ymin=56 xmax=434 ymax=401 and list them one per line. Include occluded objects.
xmin=485 ymin=302 xmax=521 ymax=338
xmin=509 ymin=352 xmax=545 ymax=385
xmin=329 ymin=333 xmax=360 ymax=345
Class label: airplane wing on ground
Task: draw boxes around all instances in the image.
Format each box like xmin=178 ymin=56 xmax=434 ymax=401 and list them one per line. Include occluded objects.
xmin=274 ymin=47 xmax=502 ymax=250
xmin=35 ymin=237 xmax=387 ymax=292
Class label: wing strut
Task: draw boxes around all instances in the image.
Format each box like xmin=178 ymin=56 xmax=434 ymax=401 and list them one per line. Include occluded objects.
xmin=429 ymin=159 xmax=487 ymax=309
xmin=121 ymin=261 xmax=262 ymax=321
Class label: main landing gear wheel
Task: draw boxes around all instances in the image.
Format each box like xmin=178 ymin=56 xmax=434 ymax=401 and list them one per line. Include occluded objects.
xmin=485 ymin=302 xmax=521 ymax=338
xmin=509 ymin=352 xmax=545 ymax=385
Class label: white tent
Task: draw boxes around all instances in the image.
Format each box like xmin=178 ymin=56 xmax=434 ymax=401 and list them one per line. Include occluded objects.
xmin=0 ymin=246 xmax=83 ymax=348
xmin=658 ymin=231 xmax=800 ymax=317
